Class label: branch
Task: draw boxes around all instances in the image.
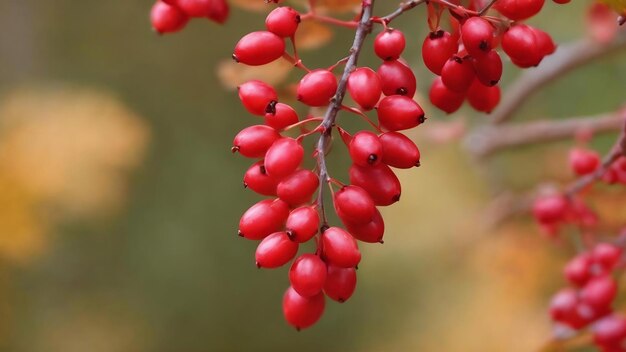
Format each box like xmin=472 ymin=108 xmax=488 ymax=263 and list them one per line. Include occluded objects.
xmin=464 ymin=110 xmax=626 ymax=159
xmin=489 ymin=32 xmax=626 ymax=125
xmin=315 ymin=0 xmax=375 ymax=226
xmin=565 ymin=118 xmax=626 ymax=197
xmin=379 ymin=0 xmax=427 ymax=24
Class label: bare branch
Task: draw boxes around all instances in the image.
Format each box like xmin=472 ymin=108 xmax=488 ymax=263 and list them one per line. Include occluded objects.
xmin=489 ymin=33 xmax=626 ymax=125
xmin=464 ymin=110 xmax=626 ymax=159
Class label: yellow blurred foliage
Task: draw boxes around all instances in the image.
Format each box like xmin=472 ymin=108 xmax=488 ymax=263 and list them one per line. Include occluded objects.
xmin=0 ymin=86 xmax=150 ymax=264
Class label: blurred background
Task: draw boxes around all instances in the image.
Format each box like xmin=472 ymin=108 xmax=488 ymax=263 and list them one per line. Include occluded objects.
xmin=0 ymin=1 xmax=625 ymax=351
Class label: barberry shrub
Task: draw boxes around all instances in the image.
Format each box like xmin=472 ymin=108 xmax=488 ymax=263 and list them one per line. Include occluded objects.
xmin=149 ymin=0 xmax=626 ymax=348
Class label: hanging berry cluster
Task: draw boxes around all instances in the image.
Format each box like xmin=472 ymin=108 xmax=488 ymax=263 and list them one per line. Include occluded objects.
xmin=150 ymin=0 xmax=229 ymax=34
xmin=149 ymin=0 xmax=570 ymax=330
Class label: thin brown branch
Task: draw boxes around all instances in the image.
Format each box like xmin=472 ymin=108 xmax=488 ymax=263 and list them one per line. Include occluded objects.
xmin=490 ymin=32 xmax=626 ymax=125
xmin=315 ymin=0 xmax=375 ymax=226
xmin=478 ymin=0 xmax=498 ymax=15
xmin=464 ymin=110 xmax=626 ymax=159
xmin=565 ymin=118 xmax=626 ymax=197
xmin=378 ymin=0 xmax=427 ymax=24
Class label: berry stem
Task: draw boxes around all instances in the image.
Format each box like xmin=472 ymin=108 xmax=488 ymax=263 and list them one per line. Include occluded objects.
xmin=301 ymin=13 xmax=360 ymax=29
xmin=340 ymin=105 xmax=381 ymax=132
xmin=478 ymin=0 xmax=499 ymax=16
xmin=315 ymin=0 xmax=376 ymax=227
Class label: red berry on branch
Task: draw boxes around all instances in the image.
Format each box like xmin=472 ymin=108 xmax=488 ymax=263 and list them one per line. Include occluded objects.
xmin=232 ymin=125 xmax=281 ymax=158
xmin=244 ymin=161 xmax=279 ymax=196
xmin=461 ymin=17 xmax=495 ymax=57
xmin=321 ymin=227 xmax=361 ymax=268
xmin=297 ymin=69 xmax=338 ymax=107
xmin=422 ymin=30 xmax=458 ymax=75
xmin=379 ymin=132 xmax=421 ymax=168
xmin=264 ymin=102 xmax=299 ymax=130
xmin=569 ymin=148 xmax=600 ymax=176
xmin=233 ymin=31 xmax=285 ymax=66
xmin=502 ymin=25 xmax=545 ymax=68
xmin=334 ymin=185 xmax=377 ymax=225
xmin=565 ymin=253 xmax=593 ymax=287
xmin=377 ymin=60 xmax=417 ymax=98
xmin=429 ymin=77 xmax=466 ymax=114
xmin=494 ymin=0 xmax=545 ymax=21
xmin=286 ymin=206 xmax=320 ymax=243
xmin=324 ymin=265 xmax=357 ymax=303
xmin=265 ymin=6 xmax=300 ymax=37
xmin=276 ymin=169 xmax=319 ymax=207
xmin=349 ymin=163 xmax=401 ymax=206
xmin=549 ymin=288 xmax=582 ymax=326
xmin=205 ymin=0 xmax=229 ymax=24
xmin=349 ymin=131 xmax=383 ymax=167
xmin=238 ymin=80 xmax=278 ymax=116
xmin=441 ymin=55 xmax=476 ymax=93
xmin=282 ymin=286 xmax=325 ymax=330
xmin=377 ymin=95 xmax=425 ymax=132
xmin=150 ymin=1 xmax=189 ymax=34
xmin=593 ymin=244 xmax=623 ymax=270
xmin=533 ymin=195 xmax=568 ymax=224
xmin=345 ymin=208 xmax=385 ymax=243
xmin=472 ymin=50 xmax=503 ymax=87
xmin=264 ymin=138 xmax=304 ymax=178
xmin=467 ymin=80 xmax=501 ymax=113
xmin=347 ymin=67 xmax=382 ymax=111
xmin=255 ymin=231 xmax=299 ymax=268
xmin=289 ymin=254 xmax=327 ymax=297
xmin=374 ymin=29 xmax=406 ymax=60
xmin=593 ymin=315 xmax=626 ymax=348
xmin=239 ymin=199 xmax=289 ymax=240
xmin=580 ymin=275 xmax=617 ymax=311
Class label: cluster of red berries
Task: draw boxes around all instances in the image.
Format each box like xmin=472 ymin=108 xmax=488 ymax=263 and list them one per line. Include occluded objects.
xmin=425 ymin=0 xmax=563 ymax=114
xmin=150 ymin=0 xmax=229 ymax=34
xmin=229 ymin=3 xmax=429 ymax=329
xmin=549 ymin=243 xmax=626 ymax=351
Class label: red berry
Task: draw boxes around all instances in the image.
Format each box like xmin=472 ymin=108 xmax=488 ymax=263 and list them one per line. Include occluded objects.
xmin=377 ymin=95 xmax=425 ymax=132
xmin=502 ymin=25 xmax=544 ymax=68
xmin=461 ymin=17 xmax=495 ymax=57
xmin=206 ymin=0 xmax=229 ymax=24
xmin=593 ymin=243 xmax=623 ymax=270
xmin=232 ymin=125 xmax=281 ymax=158
xmin=565 ymin=253 xmax=593 ymax=287
xmin=297 ymin=69 xmax=338 ymax=107
xmin=429 ymin=77 xmax=466 ymax=114
xmin=233 ymin=31 xmax=285 ymax=66
xmin=244 ymin=161 xmax=279 ymax=196
xmin=374 ymin=29 xmax=406 ymax=60
xmin=549 ymin=288 xmax=580 ymax=323
xmin=377 ymin=60 xmax=417 ymax=98
xmin=256 ymin=231 xmax=299 ymax=268
xmin=349 ymin=163 xmax=401 ymax=206
xmin=349 ymin=131 xmax=383 ymax=167
xmin=239 ymin=199 xmax=289 ymax=240
xmin=334 ymin=185 xmax=376 ymax=225
xmin=265 ymin=7 xmax=300 ymax=37
xmin=472 ymin=50 xmax=503 ymax=86
xmin=264 ymin=138 xmax=304 ymax=178
xmin=238 ymin=80 xmax=278 ymax=116
xmin=569 ymin=148 xmax=600 ymax=176
xmin=150 ymin=1 xmax=189 ymax=34
xmin=347 ymin=67 xmax=382 ymax=111
xmin=422 ymin=30 xmax=458 ymax=75
xmin=276 ymin=169 xmax=319 ymax=207
xmin=321 ymin=227 xmax=361 ymax=268
xmin=593 ymin=315 xmax=626 ymax=348
xmin=495 ymin=0 xmax=545 ymax=21
xmin=175 ymin=0 xmax=212 ymax=17
xmin=264 ymin=102 xmax=299 ymax=130
xmin=289 ymin=254 xmax=327 ymax=297
xmin=282 ymin=286 xmax=325 ymax=330
xmin=441 ymin=56 xmax=476 ymax=93
xmin=286 ymin=206 xmax=320 ymax=243
xmin=467 ymin=80 xmax=500 ymax=113
xmin=580 ymin=275 xmax=617 ymax=311
xmin=532 ymin=195 xmax=568 ymax=224
xmin=345 ymin=208 xmax=385 ymax=243
xmin=379 ymin=132 xmax=420 ymax=169
xmin=324 ymin=265 xmax=357 ymax=302
xmin=532 ymin=27 xmax=556 ymax=56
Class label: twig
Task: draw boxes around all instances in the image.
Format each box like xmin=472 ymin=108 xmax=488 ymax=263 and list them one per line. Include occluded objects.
xmin=464 ymin=110 xmax=626 ymax=159
xmin=478 ymin=0 xmax=498 ymax=15
xmin=489 ymin=33 xmax=626 ymax=125
xmin=315 ymin=0 xmax=376 ymax=226
xmin=378 ymin=0 xmax=427 ymax=24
